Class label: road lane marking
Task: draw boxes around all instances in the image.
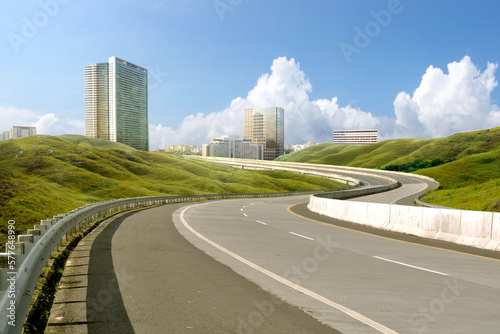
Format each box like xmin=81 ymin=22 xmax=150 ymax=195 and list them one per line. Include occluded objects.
xmin=243 ymin=213 xmax=248 ymax=217
xmin=287 ymin=203 xmax=500 ymax=263
xmin=180 ymin=204 xmax=399 ymax=334
xmin=289 ymin=232 xmax=314 ymax=241
xmin=373 ymin=256 xmax=448 ymax=276
xmin=256 ymin=220 xmax=267 ymax=225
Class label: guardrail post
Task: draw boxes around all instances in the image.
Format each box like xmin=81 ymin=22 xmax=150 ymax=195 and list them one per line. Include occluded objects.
xmin=0 ymin=254 xmax=9 ymax=293
xmin=18 ymin=235 xmax=34 ymax=254
xmin=27 ymin=229 xmax=42 ymax=244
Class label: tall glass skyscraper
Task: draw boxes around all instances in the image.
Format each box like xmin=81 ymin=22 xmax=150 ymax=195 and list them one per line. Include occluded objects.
xmin=244 ymin=107 xmax=284 ymax=160
xmin=85 ymin=56 xmax=149 ymax=151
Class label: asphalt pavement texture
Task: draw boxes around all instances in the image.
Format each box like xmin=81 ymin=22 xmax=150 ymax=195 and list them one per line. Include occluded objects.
xmin=85 ymin=203 xmax=341 ymax=333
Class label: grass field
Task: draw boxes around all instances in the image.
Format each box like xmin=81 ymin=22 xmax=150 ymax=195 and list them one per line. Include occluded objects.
xmin=278 ymin=127 xmax=500 ymax=211
xmin=0 ymin=135 xmax=345 ymax=247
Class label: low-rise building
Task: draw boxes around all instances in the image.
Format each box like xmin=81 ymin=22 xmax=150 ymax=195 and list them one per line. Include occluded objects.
xmin=165 ymin=144 xmax=199 ymax=155
xmin=1 ymin=130 xmax=10 ymax=141
xmin=332 ymin=130 xmax=378 ymax=145
xmin=0 ymin=126 xmax=37 ymax=141
xmin=202 ymin=135 xmax=263 ymax=160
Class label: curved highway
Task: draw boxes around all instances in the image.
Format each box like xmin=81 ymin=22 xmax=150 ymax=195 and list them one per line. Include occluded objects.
xmin=174 ymin=195 xmax=500 ymax=333
xmin=171 ymin=162 xmax=499 ymax=333
xmin=49 ymin=163 xmax=500 ymax=333
xmin=199 ymin=157 xmax=437 ymax=206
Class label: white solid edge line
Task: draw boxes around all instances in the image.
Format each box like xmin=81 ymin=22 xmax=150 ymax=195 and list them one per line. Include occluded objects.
xmin=288 ymin=231 xmax=315 ymax=241
xmin=373 ymin=256 xmax=448 ymax=276
xmin=180 ymin=203 xmax=400 ymax=334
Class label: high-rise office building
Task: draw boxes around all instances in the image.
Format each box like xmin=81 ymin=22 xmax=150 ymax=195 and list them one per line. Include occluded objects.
xmin=85 ymin=56 xmax=149 ymax=151
xmin=244 ymin=107 xmax=284 ymax=160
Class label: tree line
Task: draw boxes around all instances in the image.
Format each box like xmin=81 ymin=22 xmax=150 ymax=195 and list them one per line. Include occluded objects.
xmin=382 ymin=157 xmax=456 ymax=173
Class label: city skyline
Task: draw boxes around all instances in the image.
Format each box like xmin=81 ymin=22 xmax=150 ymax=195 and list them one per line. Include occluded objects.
xmin=1 ymin=1 xmax=500 ymax=150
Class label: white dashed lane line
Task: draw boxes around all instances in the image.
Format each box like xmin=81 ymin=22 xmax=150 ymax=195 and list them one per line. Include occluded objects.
xmin=373 ymin=256 xmax=448 ymax=276
xmin=288 ymin=232 xmax=315 ymax=241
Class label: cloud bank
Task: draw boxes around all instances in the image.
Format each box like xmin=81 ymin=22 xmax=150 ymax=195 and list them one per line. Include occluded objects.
xmin=150 ymin=55 xmax=500 ymax=149
xmin=2 ymin=56 xmax=498 ymax=150
xmin=0 ymin=106 xmax=84 ymax=136
xmin=393 ymin=56 xmax=500 ymax=138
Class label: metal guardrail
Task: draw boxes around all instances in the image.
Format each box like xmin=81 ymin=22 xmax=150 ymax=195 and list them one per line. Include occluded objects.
xmin=0 ymin=158 xmax=421 ymax=333
xmin=0 ymin=188 xmax=350 ymax=334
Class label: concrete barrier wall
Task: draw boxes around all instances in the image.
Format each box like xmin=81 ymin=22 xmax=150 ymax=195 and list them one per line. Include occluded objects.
xmin=308 ymin=195 xmax=500 ymax=251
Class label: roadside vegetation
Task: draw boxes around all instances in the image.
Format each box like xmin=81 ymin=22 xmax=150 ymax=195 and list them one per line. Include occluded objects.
xmin=382 ymin=157 xmax=456 ymax=173
xmin=0 ymin=135 xmax=345 ymax=247
xmin=277 ymin=127 xmax=500 ymax=212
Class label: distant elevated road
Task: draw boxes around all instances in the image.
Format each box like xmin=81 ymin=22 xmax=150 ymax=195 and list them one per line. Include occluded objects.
xmin=200 ymin=157 xmax=438 ymax=206
xmin=49 ymin=162 xmax=499 ymax=333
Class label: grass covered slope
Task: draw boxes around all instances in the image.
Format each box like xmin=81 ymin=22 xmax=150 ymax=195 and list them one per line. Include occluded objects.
xmin=277 ymin=127 xmax=500 ymax=211
xmin=0 ymin=135 xmax=344 ymax=247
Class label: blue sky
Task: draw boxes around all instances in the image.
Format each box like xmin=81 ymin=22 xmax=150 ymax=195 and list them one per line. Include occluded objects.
xmin=1 ymin=0 xmax=499 ymax=149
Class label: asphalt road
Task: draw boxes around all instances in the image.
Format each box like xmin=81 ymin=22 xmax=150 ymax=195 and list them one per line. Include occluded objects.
xmin=174 ymin=195 xmax=500 ymax=334
xmin=49 ymin=166 xmax=498 ymax=333
xmin=84 ymin=203 xmax=340 ymax=333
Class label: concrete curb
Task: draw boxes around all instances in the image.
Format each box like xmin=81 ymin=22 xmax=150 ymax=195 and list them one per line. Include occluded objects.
xmin=44 ymin=211 xmax=130 ymax=334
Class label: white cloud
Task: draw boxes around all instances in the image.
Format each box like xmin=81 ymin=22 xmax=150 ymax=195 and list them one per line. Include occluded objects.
xmin=0 ymin=106 xmax=84 ymax=136
xmin=392 ymin=56 xmax=499 ymax=138
xmin=150 ymin=55 xmax=500 ymax=150
xmin=4 ymin=56 xmax=499 ymax=151
xmin=149 ymin=57 xmax=380 ymax=149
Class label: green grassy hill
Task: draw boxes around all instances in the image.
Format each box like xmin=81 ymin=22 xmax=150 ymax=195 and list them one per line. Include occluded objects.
xmin=0 ymin=135 xmax=345 ymax=247
xmin=277 ymin=127 xmax=500 ymax=211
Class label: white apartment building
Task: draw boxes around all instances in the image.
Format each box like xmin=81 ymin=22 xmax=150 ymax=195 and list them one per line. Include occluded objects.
xmin=0 ymin=126 xmax=37 ymax=141
xmin=332 ymin=130 xmax=378 ymax=145
xmin=202 ymin=135 xmax=263 ymax=160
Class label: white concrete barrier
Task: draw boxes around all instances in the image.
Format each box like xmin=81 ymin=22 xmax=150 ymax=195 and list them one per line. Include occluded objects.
xmin=308 ymin=196 xmax=500 ymax=251
xmin=484 ymin=213 xmax=500 ymax=250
